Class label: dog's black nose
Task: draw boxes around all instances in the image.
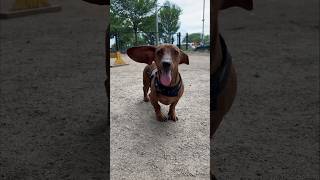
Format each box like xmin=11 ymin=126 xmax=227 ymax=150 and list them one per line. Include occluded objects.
xmin=162 ymin=61 xmax=171 ymax=69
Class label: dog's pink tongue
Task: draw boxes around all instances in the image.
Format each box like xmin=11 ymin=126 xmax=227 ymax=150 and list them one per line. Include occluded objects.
xmin=160 ymin=71 xmax=172 ymax=86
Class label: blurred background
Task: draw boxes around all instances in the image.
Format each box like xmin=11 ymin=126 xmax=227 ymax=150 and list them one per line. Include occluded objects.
xmin=1 ymin=0 xmax=108 ymax=179
xmin=213 ymin=0 xmax=319 ymax=179
xmin=110 ymin=0 xmax=210 ymax=52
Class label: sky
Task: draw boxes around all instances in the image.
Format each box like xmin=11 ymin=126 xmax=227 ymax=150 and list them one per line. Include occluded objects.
xmin=157 ymin=0 xmax=210 ymax=35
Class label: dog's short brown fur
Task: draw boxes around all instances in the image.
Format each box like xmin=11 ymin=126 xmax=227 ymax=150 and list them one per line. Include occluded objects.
xmin=127 ymin=44 xmax=189 ymax=121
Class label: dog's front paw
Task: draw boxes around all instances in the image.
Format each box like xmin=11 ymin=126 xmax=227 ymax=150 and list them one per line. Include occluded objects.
xmin=156 ymin=113 xmax=167 ymax=122
xmin=143 ymin=96 xmax=149 ymax=102
xmin=168 ymin=113 xmax=178 ymax=121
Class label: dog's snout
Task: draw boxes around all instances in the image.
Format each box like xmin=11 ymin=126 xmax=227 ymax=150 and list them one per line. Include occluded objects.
xmin=162 ymin=61 xmax=171 ymax=69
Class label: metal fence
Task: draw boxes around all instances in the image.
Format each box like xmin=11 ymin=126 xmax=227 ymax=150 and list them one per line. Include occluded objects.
xmin=110 ymin=31 xmax=199 ymax=53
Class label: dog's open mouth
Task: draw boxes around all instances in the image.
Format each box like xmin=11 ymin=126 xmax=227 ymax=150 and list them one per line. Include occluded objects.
xmin=160 ymin=70 xmax=172 ymax=86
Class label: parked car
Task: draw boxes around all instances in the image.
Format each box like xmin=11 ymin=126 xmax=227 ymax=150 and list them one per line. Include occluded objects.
xmin=195 ymin=45 xmax=210 ymax=51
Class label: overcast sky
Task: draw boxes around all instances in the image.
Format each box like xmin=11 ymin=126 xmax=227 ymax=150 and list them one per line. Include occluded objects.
xmin=157 ymin=0 xmax=210 ymax=35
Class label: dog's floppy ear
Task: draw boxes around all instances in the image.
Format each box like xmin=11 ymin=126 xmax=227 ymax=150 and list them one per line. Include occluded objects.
xmin=127 ymin=46 xmax=156 ymax=65
xmin=179 ymin=50 xmax=189 ymax=65
xmin=220 ymin=0 xmax=253 ymax=10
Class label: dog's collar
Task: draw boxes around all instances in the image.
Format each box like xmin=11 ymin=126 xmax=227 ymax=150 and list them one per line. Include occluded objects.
xmin=152 ymin=71 xmax=182 ymax=97
xmin=211 ymin=34 xmax=232 ymax=111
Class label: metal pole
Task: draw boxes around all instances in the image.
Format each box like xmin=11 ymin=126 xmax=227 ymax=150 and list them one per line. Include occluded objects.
xmin=155 ymin=3 xmax=159 ymax=45
xmin=115 ymin=34 xmax=119 ymax=51
xmin=201 ymin=0 xmax=205 ymax=45
xmin=178 ymin=32 xmax=181 ymax=49
xmin=177 ymin=33 xmax=179 ymax=47
xmin=186 ymin=33 xmax=188 ymax=50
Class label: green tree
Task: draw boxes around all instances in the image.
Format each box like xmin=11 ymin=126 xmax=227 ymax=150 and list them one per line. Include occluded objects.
xmin=110 ymin=7 xmax=135 ymax=50
xmin=203 ymin=34 xmax=210 ymax=45
xmin=111 ymin=0 xmax=156 ymax=45
xmin=158 ymin=1 xmax=182 ymax=43
xmin=183 ymin=33 xmax=210 ymax=45
xmin=140 ymin=14 xmax=156 ymax=45
xmin=182 ymin=33 xmax=201 ymax=44
xmin=110 ymin=8 xmax=127 ymax=33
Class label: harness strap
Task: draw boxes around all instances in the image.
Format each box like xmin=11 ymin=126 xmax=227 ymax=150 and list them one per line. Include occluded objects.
xmin=211 ymin=34 xmax=232 ymax=111
xmin=152 ymin=70 xmax=182 ymax=97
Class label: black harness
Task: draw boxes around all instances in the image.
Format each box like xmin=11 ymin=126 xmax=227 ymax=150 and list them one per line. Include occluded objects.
xmin=150 ymin=70 xmax=182 ymax=97
xmin=211 ymin=34 xmax=232 ymax=111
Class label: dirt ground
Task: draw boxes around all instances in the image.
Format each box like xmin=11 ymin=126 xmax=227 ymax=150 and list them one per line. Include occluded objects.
xmin=0 ymin=1 xmax=108 ymax=179
xmin=110 ymin=53 xmax=210 ymax=179
xmin=212 ymin=0 xmax=319 ymax=179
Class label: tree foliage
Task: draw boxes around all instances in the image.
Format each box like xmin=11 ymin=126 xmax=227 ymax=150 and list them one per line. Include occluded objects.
xmin=158 ymin=1 xmax=182 ymax=43
xmin=111 ymin=0 xmax=156 ymax=45
xmin=183 ymin=33 xmax=210 ymax=45
xmin=110 ymin=0 xmax=185 ymax=49
xmin=140 ymin=14 xmax=157 ymax=45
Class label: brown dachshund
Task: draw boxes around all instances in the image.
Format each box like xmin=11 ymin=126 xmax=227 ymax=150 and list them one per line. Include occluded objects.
xmin=127 ymin=45 xmax=189 ymax=121
xmin=211 ymin=0 xmax=253 ymax=179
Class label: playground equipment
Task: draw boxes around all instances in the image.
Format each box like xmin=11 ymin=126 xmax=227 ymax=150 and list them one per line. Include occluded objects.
xmin=110 ymin=33 xmax=128 ymax=67
xmin=0 ymin=0 xmax=61 ymax=18
xmin=110 ymin=51 xmax=128 ymax=67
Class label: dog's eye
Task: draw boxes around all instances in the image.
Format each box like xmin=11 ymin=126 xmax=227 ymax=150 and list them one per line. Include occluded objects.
xmin=173 ymin=49 xmax=179 ymax=56
xmin=157 ymin=50 xmax=163 ymax=56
